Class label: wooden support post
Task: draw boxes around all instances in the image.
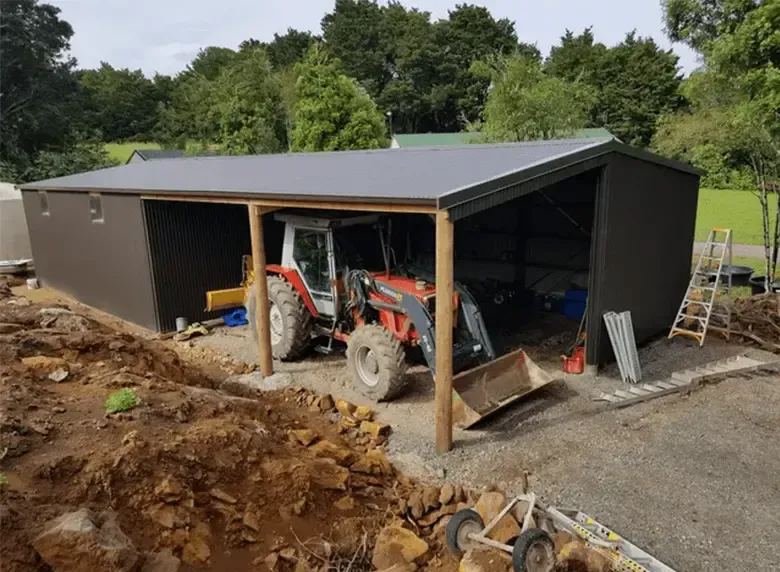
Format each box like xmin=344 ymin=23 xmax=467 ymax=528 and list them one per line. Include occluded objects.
xmin=248 ymin=204 xmax=274 ymax=377
xmin=435 ymin=210 xmax=454 ymax=454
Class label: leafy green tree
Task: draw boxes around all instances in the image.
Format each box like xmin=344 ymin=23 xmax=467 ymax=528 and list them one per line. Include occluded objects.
xmin=545 ymin=28 xmax=607 ymax=83
xmin=210 ymin=48 xmax=288 ymax=154
xmin=187 ymin=47 xmax=238 ymax=80
xmin=321 ymin=0 xmax=389 ymax=97
xmin=291 ymin=48 xmax=387 ymax=152
xmin=24 ymin=141 xmax=118 ymax=181
xmin=267 ymin=29 xmax=319 ymax=69
xmin=593 ymin=33 xmax=683 ymax=146
xmin=155 ymin=73 xmax=218 ymax=148
xmin=478 ymin=56 xmax=596 ymax=142
xmin=79 ymin=63 xmax=161 ymax=141
xmin=664 ymin=0 xmax=762 ymax=53
xmin=658 ymin=0 xmax=780 ymax=287
xmin=0 ymin=0 xmax=110 ymax=182
xmin=321 ymin=1 xmax=532 ymax=134
xmin=546 ymin=30 xmax=683 ymax=146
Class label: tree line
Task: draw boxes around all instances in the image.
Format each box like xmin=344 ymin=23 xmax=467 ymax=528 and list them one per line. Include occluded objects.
xmin=652 ymin=0 xmax=779 ymax=286
xmin=1 ymin=0 xmax=775 ymax=200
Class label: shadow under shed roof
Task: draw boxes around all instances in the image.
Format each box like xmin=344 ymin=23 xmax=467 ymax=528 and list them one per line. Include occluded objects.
xmin=21 ymin=138 xmax=698 ymax=214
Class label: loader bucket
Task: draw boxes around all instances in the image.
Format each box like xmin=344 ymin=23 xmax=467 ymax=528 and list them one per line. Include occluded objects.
xmin=452 ymin=348 xmax=554 ymax=429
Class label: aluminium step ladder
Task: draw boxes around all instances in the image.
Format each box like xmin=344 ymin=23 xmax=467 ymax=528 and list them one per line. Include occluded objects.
xmin=669 ymin=228 xmax=732 ymax=346
xmin=546 ymin=507 xmax=676 ymax=572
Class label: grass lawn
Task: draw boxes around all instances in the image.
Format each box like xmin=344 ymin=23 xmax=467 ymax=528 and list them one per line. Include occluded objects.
xmin=104 ymin=142 xmax=160 ymax=164
xmin=695 ymin=188 xmax=776 ymax=246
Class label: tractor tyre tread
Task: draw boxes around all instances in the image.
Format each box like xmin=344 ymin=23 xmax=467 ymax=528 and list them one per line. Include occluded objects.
xmin=346 ymin=324 xmax=408 ymax=401
xmin=247 ymin=276 xmax=312 ymax=360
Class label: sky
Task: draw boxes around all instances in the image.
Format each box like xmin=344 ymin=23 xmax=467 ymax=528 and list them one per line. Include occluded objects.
xmin=49 ymin=0 xmax=701 ymax=77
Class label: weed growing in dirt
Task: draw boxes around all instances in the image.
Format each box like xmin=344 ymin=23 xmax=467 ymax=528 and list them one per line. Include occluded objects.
xmin=105 ymin=388 xmax=140 ymax=413
xmin=0 ymin=473 xmax=8 ymax=486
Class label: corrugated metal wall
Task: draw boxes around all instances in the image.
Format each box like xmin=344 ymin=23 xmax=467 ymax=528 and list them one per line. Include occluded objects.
xmin=21 ymin=190 xmax=158 ymax=329
xmin=586 ymin=154 xmax=699 ymax=365
xmin=143 ymin=200 xmax=284 ymax=332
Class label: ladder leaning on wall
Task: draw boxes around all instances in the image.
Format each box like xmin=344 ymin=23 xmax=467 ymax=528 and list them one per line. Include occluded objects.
xmin=668 ymin=228 xmax=732 ymax=346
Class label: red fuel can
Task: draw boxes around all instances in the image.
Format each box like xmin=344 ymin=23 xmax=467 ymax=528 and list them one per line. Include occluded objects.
xmin=561 ymin=346 xmax=585 ymax=374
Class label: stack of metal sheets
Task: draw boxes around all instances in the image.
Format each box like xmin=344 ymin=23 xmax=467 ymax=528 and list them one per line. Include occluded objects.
xmin=603 ymin=311 xmax=642 ymax=383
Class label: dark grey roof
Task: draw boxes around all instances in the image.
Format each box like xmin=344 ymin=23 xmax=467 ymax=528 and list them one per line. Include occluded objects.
xmin=130 ymin=149 xmax=186 ymax=162
xmin=22 ymin=138 xmax=699 ymax=210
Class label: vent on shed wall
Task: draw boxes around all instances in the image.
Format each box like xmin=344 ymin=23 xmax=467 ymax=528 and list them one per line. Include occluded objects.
xmin=143 ymin=200 xmax=284 ymax=332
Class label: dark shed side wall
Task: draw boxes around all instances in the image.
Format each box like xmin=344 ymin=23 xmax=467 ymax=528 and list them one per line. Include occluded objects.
xmin=143 ymin=201 xmax=285 ymax=332
xmin=587 ymin=154 xmax=700 ymax=365
xmin=21 ymin=190 xmax=158 ymax=329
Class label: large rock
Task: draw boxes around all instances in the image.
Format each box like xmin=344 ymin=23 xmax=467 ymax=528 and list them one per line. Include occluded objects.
xmin=22 ymin=356 xmax=68 ymax=372
xmin=473 ymin=492 xmax=521 ymax=543
xmin=309 ymin=459 xmax=349 ymax=490
xmin=407 ymin=490 xmax=424 ymax=520
xmin=141 ymin=549 xmax=181 ymax=572
xmin=559 ymin=540 xmax=611 ymax=572
xmin=155 ymin=476 xmax=185 ymax=503
xmin=439 ymin=484 xmax=455 ymax=506
xmin=421 ymin=486 xmax=440 ymax=513
xmin=308 ymin=440 xmax=355 ymax=465
xmin=473 ymin=492 xmax=506 ymax=523
xmin=33 ymin=509 xmax=138 ymax=572
xmin=289 ymin=429 xmax=318 ymax=446
xmin=372 ymin=525 xmax=429 ymax=570
xmin=350 ymin=449 xmax=393 ymax=475
xmin=459 ymin=547 xmax=511 ymax=572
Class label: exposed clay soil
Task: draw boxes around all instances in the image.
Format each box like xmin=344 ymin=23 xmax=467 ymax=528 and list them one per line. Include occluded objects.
xmin=0 ymin=282 xmax=463 ymax=572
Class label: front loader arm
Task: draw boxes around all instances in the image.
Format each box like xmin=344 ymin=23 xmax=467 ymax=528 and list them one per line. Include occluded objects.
xmin=370 ymin=279 xmax=489 ymax=376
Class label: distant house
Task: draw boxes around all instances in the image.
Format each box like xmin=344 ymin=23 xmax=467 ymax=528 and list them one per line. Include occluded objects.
xmin=390 ymin=128 xmax=615 ymax=148
xmin=126 ymin=149 xmax=186 ymax=164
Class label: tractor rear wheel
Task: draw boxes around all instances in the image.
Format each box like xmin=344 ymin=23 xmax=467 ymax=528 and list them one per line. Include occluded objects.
xmin=246 ymin=276 xmax=312 ymax=360
xmin=346 ymin=324 xmax=407 ymax=401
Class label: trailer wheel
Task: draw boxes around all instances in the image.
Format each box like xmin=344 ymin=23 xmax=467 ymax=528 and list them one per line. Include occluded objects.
xmin=246 ymin=276 xmax=312 ymax=360
xmin=445 ymin=509 xmax=484 ymax=556
xmin=512 ymin=529 xmax=555 ymax=572
xmin=346 ymin=324 xmax=407 ymax=401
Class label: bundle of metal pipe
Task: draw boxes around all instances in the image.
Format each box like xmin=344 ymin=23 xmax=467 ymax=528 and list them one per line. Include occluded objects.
xmin=603 ymin=311 xmax=642 ymax=383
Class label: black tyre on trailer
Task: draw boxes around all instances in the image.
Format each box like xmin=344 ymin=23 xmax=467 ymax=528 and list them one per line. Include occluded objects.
xmin=445 ymin=509 xmax=484 ymax=556
xmin=346 ymin=324 xmax=407 ymax=401
xmin=246 ymin=275 xmax=312 ymax=360
xmin=512 ymin=528 xmax=555 ymax=572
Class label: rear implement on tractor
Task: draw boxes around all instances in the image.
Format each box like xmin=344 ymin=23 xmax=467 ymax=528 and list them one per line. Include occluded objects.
xmin=206 ymin=211 xmax=553 ymax=427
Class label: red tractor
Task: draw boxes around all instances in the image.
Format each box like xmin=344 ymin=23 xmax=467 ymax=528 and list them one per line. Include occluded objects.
xmin=211 ymin=211 xmax=552 ymax=427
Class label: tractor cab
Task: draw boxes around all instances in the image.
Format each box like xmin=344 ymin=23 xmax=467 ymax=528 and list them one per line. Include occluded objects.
xmin=275 ymin=211 xmax=387 ymax=319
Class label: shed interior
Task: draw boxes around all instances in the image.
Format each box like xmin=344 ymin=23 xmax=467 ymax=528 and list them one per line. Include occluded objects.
xmin=142 ymin=167 xmax=600 ymax=369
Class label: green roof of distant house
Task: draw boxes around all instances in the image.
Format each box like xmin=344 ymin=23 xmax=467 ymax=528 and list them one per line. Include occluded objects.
xmin=391 ymin=128 xmax=615 ymax=148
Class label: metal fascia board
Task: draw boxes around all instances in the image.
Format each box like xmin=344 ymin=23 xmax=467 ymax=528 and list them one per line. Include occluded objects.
xmin=437 ymin=140 xmax=614 ymax=212
xmin=17 ymin=186 xmax=438 ymax=208
xmin=612 ymin=143 xmax=702 ymax=176
xmin=445 ymin=151 xmax=612 ymax=221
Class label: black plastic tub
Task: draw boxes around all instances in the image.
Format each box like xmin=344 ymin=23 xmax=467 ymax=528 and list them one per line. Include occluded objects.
xmin=749 ymin=276 xmax=780 ymax=295
xmin=711 ymin=264 xmax=754 ymax=286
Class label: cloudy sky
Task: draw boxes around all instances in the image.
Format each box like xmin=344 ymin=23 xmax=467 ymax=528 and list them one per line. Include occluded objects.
xmin=49 ymin=0 xmax=701 ymax=76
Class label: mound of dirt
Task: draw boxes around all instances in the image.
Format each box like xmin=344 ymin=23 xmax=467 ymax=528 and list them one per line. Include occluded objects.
xmin=0 ymin=282 xmax=609 ymax=572
xmin=0 ymin=284 xmax=459 ymax=572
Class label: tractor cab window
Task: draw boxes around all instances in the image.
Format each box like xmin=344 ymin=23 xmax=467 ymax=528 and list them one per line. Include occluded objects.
xmin=332 ymin=225 xmax=385 ymax=276
xmin=293 ymin=229 xmax=330 ymax=292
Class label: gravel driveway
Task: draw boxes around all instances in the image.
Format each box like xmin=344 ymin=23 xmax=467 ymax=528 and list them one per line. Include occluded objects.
xmin=192 ymin=327 xmax=780 ymax=572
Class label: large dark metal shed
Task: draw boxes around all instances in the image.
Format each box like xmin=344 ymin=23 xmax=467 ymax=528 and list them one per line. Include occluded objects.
xmin=19 ymin=137 xmax=699 ymax=451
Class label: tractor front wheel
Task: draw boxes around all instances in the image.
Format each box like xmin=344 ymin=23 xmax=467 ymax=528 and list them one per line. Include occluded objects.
xmin=246 ymin=276 xmax=312 ymax=360
xmin=346 ymin=324 xmax=407 ymax=401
